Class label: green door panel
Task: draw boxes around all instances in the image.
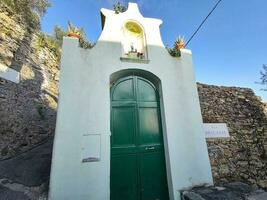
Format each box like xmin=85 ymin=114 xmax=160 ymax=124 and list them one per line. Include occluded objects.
xmin=111 ymin=76 xmax=169 ymax=200
xmin=111 ymin=154 xmax=138 ymax=200
xmin=140 ymin=151 xmax=169 ymax=200
xmin=112 ymin=106 xmax=136 ymax=147
xmin=112 ymin=78 xmax=134 ymax=101
xmin=137 ymin=78 xmax=157 ymax=102
xmin=139 ymin=107 xmax=161 ymax=145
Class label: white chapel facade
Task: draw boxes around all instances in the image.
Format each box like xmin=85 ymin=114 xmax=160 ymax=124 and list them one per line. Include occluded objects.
xmin=49 ymin=3 xmax=213 ymax=200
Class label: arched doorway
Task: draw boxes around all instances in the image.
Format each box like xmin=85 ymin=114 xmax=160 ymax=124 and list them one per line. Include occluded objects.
xmin=110 ymin=75 xmax=169 ymax=200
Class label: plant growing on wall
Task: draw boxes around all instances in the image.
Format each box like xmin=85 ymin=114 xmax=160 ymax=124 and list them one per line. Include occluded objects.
xmin=113 ymin=2 xmax=126 ymax=14
xmin=53 ymin=25 xmax=68 ymax=46
xmin=167 ymin=36 xmax=186 ymax=57
xmin=35 ymin=32 xmax=61 ymax=59
xmin=67 ymin=21 xmax=94 ymax=49
xmin=175 ymin=36 xmax=185 ymax=49
xmin=67 ymin=21 xmax=83 ymax=39
xmin=257 ymin=64 xmax=267 ymax=91
xmin=167 ymin=47 xmax=180 ymax=57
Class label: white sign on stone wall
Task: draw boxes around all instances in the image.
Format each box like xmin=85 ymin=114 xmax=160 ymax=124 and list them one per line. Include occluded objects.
xmin=0 ymin=63 xmax=20 ymax=83
xmin=204 ymin=123 xmax=230 ymax=138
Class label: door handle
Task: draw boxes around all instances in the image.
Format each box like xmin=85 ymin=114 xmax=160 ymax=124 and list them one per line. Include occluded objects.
xmin=145 ymin=146 xmax=155 ymax=150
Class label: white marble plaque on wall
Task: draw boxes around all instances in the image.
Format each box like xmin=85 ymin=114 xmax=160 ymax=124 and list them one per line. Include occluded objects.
xmin=204 ymin=123 xmax=230 ymax=138
xmin=0 ymin=63 xmax=20 ymax=83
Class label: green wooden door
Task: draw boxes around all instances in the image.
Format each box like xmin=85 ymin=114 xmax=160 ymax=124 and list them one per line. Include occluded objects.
xmin=111 ymin=76 xmax=169 ymax=200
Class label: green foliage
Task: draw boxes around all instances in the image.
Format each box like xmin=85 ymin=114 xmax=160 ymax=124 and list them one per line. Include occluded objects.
xmin=54 ymin=23 xmax=94 ymax=49
xmin=0 ymin=0 xmax=51 ymax=29
xmin=113 ymin=2 xmax=126 ymax=14
xmin=166 ymin=45 xmax=181 ymax=57
xmin=66 ymin=21 xmax=93 ymax=49
xmin=1 ymin=0 xmax=15 ymax=8
xmin=257 ymin=64 xmax=267 ymax=91
xmin=28 ymin=0 xmax=51 ymax=17
xmin=67 ymin=21 xmax=83 ymax=36
xmin=36 ymin=32 xmax=61 ymax=58
xmin=166 ymin=37 xmax=185 ymax=57
xmin=35 ymin=32 xmax=46 ymax=50
xmin=1 ymin=0 xmax=50 ymax=16
xmin=167 ymin=47 xmax=181 ymax=57
xmin=46 ymin=36 xmax=61 ymax=58
xmin=79 ymin=38 xmax=94 ymax=49
xmin=53 ymin=25 xmax=67 ymax=46
xmin=35 ymin=23 xmax=93 ymax=59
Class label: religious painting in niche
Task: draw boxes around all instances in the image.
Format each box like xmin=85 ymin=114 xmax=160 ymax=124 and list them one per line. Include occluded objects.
xmin=122 ymin=21 xmax=147 ymax=60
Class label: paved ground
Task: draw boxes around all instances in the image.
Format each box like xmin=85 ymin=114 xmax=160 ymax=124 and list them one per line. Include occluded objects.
xmin=0 ymin=139 xmax=52 ymax=186
xmin=0 ymin=139 xmax=52 ymax=200
xmin=0 ymin=185 xmax=29 ymax=200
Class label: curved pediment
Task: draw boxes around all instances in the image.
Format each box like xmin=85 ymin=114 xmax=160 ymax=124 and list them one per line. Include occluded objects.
xmin=99 ymin=3 xmax=164 ymax=47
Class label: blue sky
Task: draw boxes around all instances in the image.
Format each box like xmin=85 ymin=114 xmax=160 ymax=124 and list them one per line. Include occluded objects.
xmin=42 ymin=0 xmax=267 ymax=100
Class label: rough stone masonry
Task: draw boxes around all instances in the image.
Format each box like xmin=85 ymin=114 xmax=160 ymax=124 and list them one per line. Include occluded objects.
xmin=0 ymin=4 xmax=59 ymax=160
xmin=198 ymin=83 xmax=267 ymax=189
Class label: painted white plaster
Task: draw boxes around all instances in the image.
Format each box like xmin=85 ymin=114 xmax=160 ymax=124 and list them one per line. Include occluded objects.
xmin=49 ymin=3 xmax=213 ymax=200
xmin=0 ymin=63 xmax=20 ymax=83
xmin=81 ymin=134 xmax=101 ymax=162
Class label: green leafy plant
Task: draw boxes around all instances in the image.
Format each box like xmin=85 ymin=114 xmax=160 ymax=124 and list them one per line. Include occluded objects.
xmin=113 ymin=2 xmax=126 ymax=14
xmin=167 ymin=47 xmax=181 ymax=57
xmin=67 ymin=21 xmax=83 ymax=38
xmin=166 ymin=36 xmax=186 ymax=57
xmin=1 ymin=0 xmax=51 ymax=29
xmin=66 ymin=21 xmax=94 ymax=49
xmin=174 ymin=36 xmax=185 ymax=49
xmin=35 ymin=32 xmax=61 ymax=59
xmin=35 ymin=22 xmax=93 ymax=58
xmin=1 ymin=0 xmax=51 ymax=17
xmin=79 ymin=38 xmax=94 ymax=49
xmin=35 ymin=32 xmax=46 ymax=49
xmin=46 ymin=36 xmax=61 ymax=58
xmin=53 ymin=25 xmax=68 ymax=46
xmin=257 ymin=64 xmax=267 ymax=91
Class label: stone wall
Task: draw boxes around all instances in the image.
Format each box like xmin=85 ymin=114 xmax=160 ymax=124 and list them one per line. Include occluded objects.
xmin=0 ymin=4 xmax=59 ymax=159
xmin=198 ymin=83 xmax=267 ymax=189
